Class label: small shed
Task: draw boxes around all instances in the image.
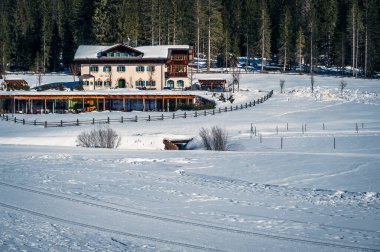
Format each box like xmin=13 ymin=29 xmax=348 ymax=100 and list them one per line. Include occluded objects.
xmin=198 ymin=79 xmax=226 ymax=92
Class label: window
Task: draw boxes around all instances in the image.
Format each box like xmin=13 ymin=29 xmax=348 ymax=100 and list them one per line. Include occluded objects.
xmin=103 ymin=66 xmax=111 ymax=72
xmin=136 ymin=66 xmax=145 ymax=72
xmin=146 ymin=80 xmax=156 ymax=86
xmin=97 ymin=52 xmax=102 ymax=57
xmin=167 ymin=80 xmax=174 ymax=88
xmin=177 ymin=80 xmax=184 ymax=88
xmin=89 ymin=66 xmax=99 ymax=72
xmin=147 ymin=66 xmax=155 ymax=71
xmin=104 ymin=81 xmax=111 ymax=86
xmin=96 ymin=81 xmax=103 ymax=86
xmin=135 ymin=80 xmax=145 ymax=87
xmin=85 ymin=81 xmax=89 ymax=86
xmin=117 ymin=66 xmax=126 ymax=72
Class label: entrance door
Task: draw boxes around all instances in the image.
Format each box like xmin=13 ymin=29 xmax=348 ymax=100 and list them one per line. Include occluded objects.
xmin=118 ymin=79 xmax=126 ymax=88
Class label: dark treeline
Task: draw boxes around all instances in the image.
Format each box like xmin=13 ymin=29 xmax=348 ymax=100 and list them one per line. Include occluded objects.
xmin=0 ymin=0 xmax=379 ymax=76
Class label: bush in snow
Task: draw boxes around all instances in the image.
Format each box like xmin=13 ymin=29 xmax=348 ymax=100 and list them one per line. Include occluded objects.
xmin=77 ymin=126 xmax=121 ymax=148
xmin=339 ymin=80 xmax=347 ymax=95
xmin=199 ymin=126 xmax=229 ymax=151
xmin=280 ymin=79 xmax=285 ymax=93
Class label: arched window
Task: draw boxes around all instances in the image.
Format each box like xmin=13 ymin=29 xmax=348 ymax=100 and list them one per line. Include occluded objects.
xmin=167 ymin=80 xmax=174 ymax=88
xmin=177 ymin=80 xmax=184 ymax=88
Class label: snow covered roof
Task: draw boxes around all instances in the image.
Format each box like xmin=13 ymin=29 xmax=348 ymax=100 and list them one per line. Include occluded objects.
xmin=136 ymin=45 xmax=190 ymax=59
xmin=74 ymin=44 xmax=190 ymax=60
xmin=74 ymin=45 xmax=110 ymax=60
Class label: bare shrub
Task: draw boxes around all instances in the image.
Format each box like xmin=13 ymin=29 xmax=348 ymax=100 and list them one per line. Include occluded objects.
xmin=77 ymin=126 xmax=121 ymax=148
xmin=280 ymin=79 xmax=285 ymax=93
xmin=199 ymin=126 xmax=229 ymax=151
xmin=310 ymin=75 xmax=315 ymax=93
xmin=339 ymin=80 xmax=347 ymax=95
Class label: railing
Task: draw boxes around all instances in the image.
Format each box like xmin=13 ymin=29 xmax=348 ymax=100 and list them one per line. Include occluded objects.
xmin=1 ymin=91 xmax=273 ymax=128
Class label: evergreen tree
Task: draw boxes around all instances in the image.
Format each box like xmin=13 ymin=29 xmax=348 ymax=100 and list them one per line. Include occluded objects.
xmin=93 ymin=0 xmax=114 ymax=44
xmin=279 ymin=7 xmax=291 ymax=72
xmin=259 ymin=0 xmax=271 ymax=71
xmin=295 ymin=27 xmax=305 ymax=73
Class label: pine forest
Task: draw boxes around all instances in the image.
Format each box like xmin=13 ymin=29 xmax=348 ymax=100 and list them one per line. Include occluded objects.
xmin=0 ymin=0 xmax=380 ymax=76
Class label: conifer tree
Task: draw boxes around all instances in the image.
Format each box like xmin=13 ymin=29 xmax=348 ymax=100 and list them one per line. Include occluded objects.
xmin=259 ymin=0 xmax=271 ymax=71
xmin=93 ymin=0 xmax=114 ymax=44
xmin=279 ymin=7 xmax=291 ymax=72
xmin=296 ymin=28 xmax=305 ymax=73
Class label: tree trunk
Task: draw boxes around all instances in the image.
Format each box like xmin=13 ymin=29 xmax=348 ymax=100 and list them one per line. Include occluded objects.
xmin=352 ymin=6 xmax=355 ymax=77
xmin=310 ymin=32 xmax=313 ymax=75
xmin=207 ymin=0 xmax=211 ymax=72
xmin=283 ymin=46 xmax=287 ymax=72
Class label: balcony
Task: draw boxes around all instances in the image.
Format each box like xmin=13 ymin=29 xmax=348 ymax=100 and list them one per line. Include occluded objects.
xmin=166 ymin=72 xmax=188 ymax=78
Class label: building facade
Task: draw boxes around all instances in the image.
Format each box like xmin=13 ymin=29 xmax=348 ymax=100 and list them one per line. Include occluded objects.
xmin=74 ymin=44 xmax=193 ymax=91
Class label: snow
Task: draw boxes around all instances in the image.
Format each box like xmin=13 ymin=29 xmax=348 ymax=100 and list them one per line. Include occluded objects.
xmin=0 ymin=73 xmax=379 ymax=251
xmin=136 ymin=45 xmax=190 ymax=59
xmin=74 ymin=45 xmax=110 ymax=60
xmin=73 ymin=44 xmax=190 ymax=60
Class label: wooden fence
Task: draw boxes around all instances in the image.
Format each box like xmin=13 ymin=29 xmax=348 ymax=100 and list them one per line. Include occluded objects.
xmin=1 ymin=90 xmax=273 ymax=128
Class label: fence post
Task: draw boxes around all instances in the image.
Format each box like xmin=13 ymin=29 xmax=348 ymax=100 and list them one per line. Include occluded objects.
xmin=22 ymin=119 xmax=25 ymax=125
xmin=60 ymin=120 xmax=63 ymax=127
xmin=245 ymin=103 xmax=247 ymax=108
xmin=323 ymin=123 xmax=325 ymax=130
xmin=286 ymin=123 xmax=289 ymax=131
xmin=77 ymin=119 xmax=79 ymax=126
xmin=362 ymin=122 xmax=364 ymax=129
xmin=161 ymin=114 xmax=164 ymax=120
xmin=204 ymin=110 xmax=206 ymax=116
xmin=255 ymin=126 xmax=257 ymax=136
xmin=212 ymin=109 xmax=215 ymax=115
xmin=173 ymin=113 xmax=175 ymax=119
xmin=34 ymin=120 xmax=36 ymax=126
xmin=230 ymin=106 xmax=233 ymax=111
xmin=225 ymin=107 xmax=227 ymax=112
xmin=333 ymin=137 xmax=336 ymax=149
xmin=135 ymin=115 xmax=138 ymax=122
xmin=121 ymin=116 xmax=123 ymax=123
xmin=107 ymin=117 xmax=110 ymax=124
xmin=253 ymin=100 xmax=255 ymax=106
xmin=195 ymin=111 xmax=197 ymax=117
xmin=6 ymin=115 xmax=8 ymax=121
xmin=302 ymin=124 xmax=304 ymax=134
xmin=355 ymin=123 xmax=358 ymax=133
xmin=14 ymin=117 xmax=16 ymax=123
xmin=304 ymin=124 xmax=307 ymax=132
xmin=236 ymin=105 xmax=238 ymax=110
xmin=281 ymin=137 xmax=283 ymax=149
xmin=148 ymin=115 xmax=151 ymax=121
xmin=44 ymin=121 xmax=47 ymax=128
xmin=249 ymin=101 xmax=251 ymax=107
xmin=184 ymin=112 xmax=186 ymax=118
xmin=93 ymin=118 xmax=95 ymax=124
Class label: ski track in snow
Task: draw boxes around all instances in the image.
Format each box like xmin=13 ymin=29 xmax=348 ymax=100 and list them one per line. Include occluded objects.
xmin=1 ymin=74 xmax=380 ymax=251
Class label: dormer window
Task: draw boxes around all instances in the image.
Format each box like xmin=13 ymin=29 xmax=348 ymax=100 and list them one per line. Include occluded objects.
xmin=97 ymin=52 xmax=102 ymax=57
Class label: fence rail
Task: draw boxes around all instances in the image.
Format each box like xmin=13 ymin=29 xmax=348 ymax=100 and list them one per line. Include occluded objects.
xmin=1 ymin=90 xmax=273 ymax=128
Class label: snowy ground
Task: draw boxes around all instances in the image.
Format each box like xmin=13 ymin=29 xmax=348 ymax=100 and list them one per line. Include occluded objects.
xmin=0 ymin=73 xmax=379 ymax=251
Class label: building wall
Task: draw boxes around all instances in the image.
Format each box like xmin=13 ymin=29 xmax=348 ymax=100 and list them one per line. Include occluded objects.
xmin=80 ymin=64 xmax=190 ymax=90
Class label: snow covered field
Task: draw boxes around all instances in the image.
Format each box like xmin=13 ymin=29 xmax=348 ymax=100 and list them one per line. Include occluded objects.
xmin=0 ymin=73 xmax=379 ymax=251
